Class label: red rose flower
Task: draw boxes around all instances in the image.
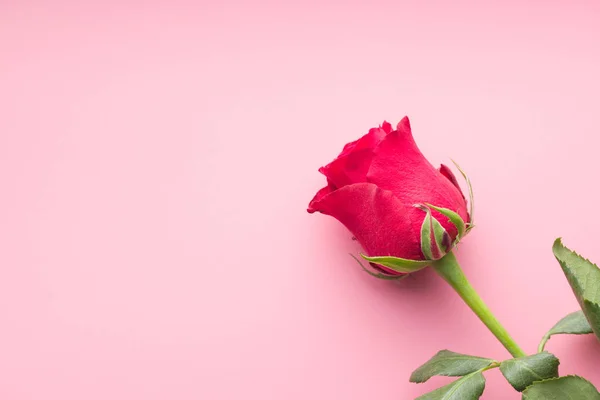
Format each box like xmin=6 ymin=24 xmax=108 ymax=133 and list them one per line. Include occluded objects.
xmin=308 ymin=117 xmax=470 ymax=274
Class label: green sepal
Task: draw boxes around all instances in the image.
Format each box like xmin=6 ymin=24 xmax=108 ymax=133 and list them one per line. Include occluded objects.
xmin=538 ymin=310 xmax=592 ymax=352
xmin=417 ymin=205 xmax=450 ymax=260
xmin=552 ymin=238 xmax=600 ymax=342
xmin=350 ymin=254 xmax=407 ymax=281
xmin=426 ymin=203 xmax=466 ymax=241
xmin=361 ymin=254 xmax=429 ymax=274
xmin=499 ymin=352 xmax=559 ymax=392
xmin=420 ymin=206 xmax=434 ymax=259
xmin=410 ymin=350 xmax=496 ymax=383
xmin=431 ymin=214 xmax=449 ymax=256
xmin=416 ymin=372 xmax=486 ymax=400
xmin=451 ymin=159 xmax=475 ymax=232
xmin=522 ymin=376 xmax=600 ymax=399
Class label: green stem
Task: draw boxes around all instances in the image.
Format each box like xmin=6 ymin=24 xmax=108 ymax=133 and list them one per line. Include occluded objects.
xmin=432 ymin=252 xmax=527 ymax=358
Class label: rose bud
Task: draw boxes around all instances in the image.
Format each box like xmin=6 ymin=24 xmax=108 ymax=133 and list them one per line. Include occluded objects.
xmin=308 ymin=117 xmax=472 ymax=276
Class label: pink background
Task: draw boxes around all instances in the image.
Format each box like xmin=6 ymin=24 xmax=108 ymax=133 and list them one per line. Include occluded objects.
xmin=2 ymin=1 xmax=600 ymax=399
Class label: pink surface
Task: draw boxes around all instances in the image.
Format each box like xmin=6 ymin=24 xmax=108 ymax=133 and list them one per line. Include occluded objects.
xmin=1 ymin=1 xmax=600 ymax=399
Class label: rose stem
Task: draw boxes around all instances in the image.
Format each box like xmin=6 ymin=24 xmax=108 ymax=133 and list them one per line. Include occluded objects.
xmin=432 ymin=252 xmax=527 ymax=358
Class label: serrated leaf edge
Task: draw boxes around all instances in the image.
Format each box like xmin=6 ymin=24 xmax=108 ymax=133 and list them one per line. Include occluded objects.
xmin=416 ymin=371 xmax=486 ymax=400
xmin=521 ymin=375 xmax=600 ymax=399
xmin=410 ymin=350 xmax=496 ymax=383
xmin=499 ymin=352 xmax=559 ymax=392
xmin=552 ymin=238 xmax=600 ymax=340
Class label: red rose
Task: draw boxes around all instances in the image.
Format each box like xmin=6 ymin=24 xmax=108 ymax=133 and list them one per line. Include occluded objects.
xmin=308 ymin=117 xmax=470 ymax=274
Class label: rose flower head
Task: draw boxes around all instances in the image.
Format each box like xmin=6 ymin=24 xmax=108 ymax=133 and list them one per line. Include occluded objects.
xmin=308 ymin=117 xmax=472 ymax=276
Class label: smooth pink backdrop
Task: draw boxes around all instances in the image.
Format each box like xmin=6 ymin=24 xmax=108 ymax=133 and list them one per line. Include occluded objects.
xmin=2 ymin=1 xmax=600 ymax=399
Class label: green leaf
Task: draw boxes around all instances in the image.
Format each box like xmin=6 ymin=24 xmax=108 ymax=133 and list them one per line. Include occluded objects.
xmin=416 ymin=372 xmax=485 ymax=400
xmin=360 ymin=254 xmax=429 ymax=274
xmin=545 ymin=310 xmax=594 ymax=337
xmin=538 ymin=310 xmax=593 ymax=352
xmin=522 ymin=376 xmax=600 ymax=399
xmin=552 ymin=238 xmax=600 ymax=342
xmin=499 ymin=352 xmax=559 ymax=392
xmin=426 ymin=204 xmax=466 ymax=241
xmin=584 ymin=299 xmax=600 ymax=335
xmin=410 ymin=350 xmax=496 ymax=383
xmin=350 ymin=254 xmax=407 ymax=281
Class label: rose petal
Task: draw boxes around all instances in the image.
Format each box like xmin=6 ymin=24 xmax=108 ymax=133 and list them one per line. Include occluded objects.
xmin=381 ymin=121 xmax=393 ymax=134
xmin=439 ymin=164 xmax=467 ymax=205
xmin=308 ymin=182 xmax=423 ymax=261
xmin=439 ymin=164 xmax=461 ymax=189
xmin=307 ymin=184 xmax=335 ymax=213
xmin=319 ymin=127 xmax=387 ymax=188
xmin=366 ymin=117 xmax=469 ymax=234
